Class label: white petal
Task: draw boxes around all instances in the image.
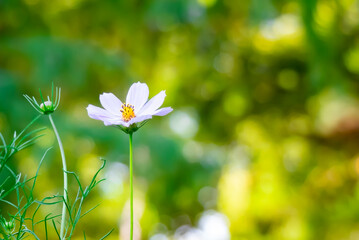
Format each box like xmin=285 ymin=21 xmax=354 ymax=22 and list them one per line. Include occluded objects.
xmin=103 ymin=119 xmax=120 ymax=126
xmin=87 ymin=105 xmax=116 ymax=121
xmin=126 ymin=82 xmax=149 ymax=113
xmin=121 ymin=122 xmax=130 ymax=127
xmin=104 ymin=119 xmax=128 ymax=127
xmin=128 ymin=115 xmax=152 ymax=125
xmin=153 ymin=107 xmax=173 ymax=116
xmin=87 ymin=104 xmax=131 ymax=127
xmin=137 ymin=90 xmax=166 ymax=116
xmin=100 ymin=93 xmax=123 ymax=116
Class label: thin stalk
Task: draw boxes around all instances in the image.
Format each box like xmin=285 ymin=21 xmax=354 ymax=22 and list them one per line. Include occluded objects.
xmin=48 ymin=115 xmax=68 ymax=239
xmin=129 ymin=133 xmax=133 ymax=240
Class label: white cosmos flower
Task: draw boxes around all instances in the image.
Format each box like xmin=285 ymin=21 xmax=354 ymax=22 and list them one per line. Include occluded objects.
xmin=87 ymin=82 xmax=173 ymax=129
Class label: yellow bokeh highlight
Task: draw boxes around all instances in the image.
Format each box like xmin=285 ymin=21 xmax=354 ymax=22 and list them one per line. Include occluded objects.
xmin=314 ymin=0 xmax=336 ymax=36
xmin=218 ymin=167 xmax=252 ymax=233
xmin=344 ymin=45 xmax=359 ymax=74
xmin=197 ymin=0 xmax=217 ymax=7
xmin=340 ymin=0 xmax=355 ymax=9
xmin=223 ymin=91 xmax=248 ymax=117
xmin=37 ymin=128 xmax=55 ymax=148
xmin=77 ymin=153 xmax=102 ymax=183
xmin=276 ymin=215 xmax=308 ymax=240
xmin=254 ymin=14 xmax=303 ymax=55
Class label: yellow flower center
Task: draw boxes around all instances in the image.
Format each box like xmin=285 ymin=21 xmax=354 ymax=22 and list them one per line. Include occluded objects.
xmin=120 ymin=103 xmax=136 ymax=122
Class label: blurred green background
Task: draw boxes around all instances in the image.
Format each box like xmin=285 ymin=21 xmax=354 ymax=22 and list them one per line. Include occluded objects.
xmin=1 ymin=0 xmax=359 ymax=239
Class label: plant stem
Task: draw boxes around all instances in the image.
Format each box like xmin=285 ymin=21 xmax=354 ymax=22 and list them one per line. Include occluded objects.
xmin=49 ymin=115 xmax=68 ymax=239
xmin=129 ymin=133 xmax=133 ymax=240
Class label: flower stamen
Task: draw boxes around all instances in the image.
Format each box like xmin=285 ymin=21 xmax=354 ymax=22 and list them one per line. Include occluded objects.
xmin=120 ymin=104 xmax=136 ymax=122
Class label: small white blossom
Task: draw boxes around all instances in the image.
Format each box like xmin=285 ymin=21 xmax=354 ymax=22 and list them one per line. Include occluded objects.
xmin=87 ymin=82 xmax=173 ymax=131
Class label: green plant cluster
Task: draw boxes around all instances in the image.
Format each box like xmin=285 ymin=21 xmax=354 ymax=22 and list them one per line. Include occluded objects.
xmin=0 ymin=114 xmax=112 ymax=239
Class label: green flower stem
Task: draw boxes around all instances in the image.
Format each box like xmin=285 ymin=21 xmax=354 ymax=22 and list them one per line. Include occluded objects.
xmin=129 ymin=132 xmax=133 ymax=240
xmin=49 ymin=115 xmax=68 ymax=239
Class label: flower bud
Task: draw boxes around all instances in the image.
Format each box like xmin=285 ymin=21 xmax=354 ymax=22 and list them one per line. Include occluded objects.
xmin=24 ymin=83 xmax=61 ymax=115
xmin=40 ymin=100 xmax=53 ymax=111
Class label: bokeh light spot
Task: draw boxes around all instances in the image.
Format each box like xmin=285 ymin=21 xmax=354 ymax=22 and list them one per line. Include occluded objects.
xmin=223 ymin=92 xmax=248 ymax=117
xmin=169 ymin=110 xmax=198 ymax=139
xmin=197 ymin=0 xmax=217 ymax=8
xmin=277 ymin=69 xmax=299 ymax=90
